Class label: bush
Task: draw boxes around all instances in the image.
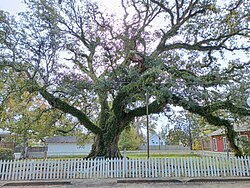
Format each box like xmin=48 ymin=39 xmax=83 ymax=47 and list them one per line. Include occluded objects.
xmin=0 ymin=148 xmax=15 ymax=161
xmin=242 ymin=141 xmax=250 ymax=156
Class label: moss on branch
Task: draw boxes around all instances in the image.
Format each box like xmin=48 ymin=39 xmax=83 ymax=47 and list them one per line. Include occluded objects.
xmin=39 ymin=89 xmax=102 ymax=135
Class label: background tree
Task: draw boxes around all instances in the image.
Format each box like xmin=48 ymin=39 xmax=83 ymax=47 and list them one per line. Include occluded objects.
xmin=164 ymin=111 xmax=189 ymax=146
xmin=0 ymin=0 xmax=250 ymax=158
xmin=0 ymin=90 xmax=83 ymax=158
xmin=118 ymin=126 xmax=143 ymax=151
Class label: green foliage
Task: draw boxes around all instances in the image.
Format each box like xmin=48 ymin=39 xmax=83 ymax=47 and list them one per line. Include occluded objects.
xmin=242 ymin=142 xmax=250 ymax=156
xmin=237 ymin=136 xmax=250 ymax=156
xmin=167 ymin=128 xmax=189 ymax=146
xmin=119 ymin=126 xmax=143 ymax=151
xmin=0 ymin=148 xmax=15 ymax=161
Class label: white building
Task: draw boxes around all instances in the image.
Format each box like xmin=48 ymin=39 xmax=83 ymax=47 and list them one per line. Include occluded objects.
xmin=0 ymin=129 xmax=10 ymax=141
xmin=46 ymin=136 xmax=92 ymax=157
xmin=149 ymin=134 xmax=166 ymax=146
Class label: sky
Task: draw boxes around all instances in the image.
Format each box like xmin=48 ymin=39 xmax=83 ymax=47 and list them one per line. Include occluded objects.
xmin=0 ymin=0 xmax=122 ymax=15
xmin=0 ymin=0 xmax=26 ymax=14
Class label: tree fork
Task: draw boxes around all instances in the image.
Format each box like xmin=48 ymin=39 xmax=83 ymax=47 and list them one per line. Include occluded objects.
xmin=87 ymin=131 xmax=123 ymax=158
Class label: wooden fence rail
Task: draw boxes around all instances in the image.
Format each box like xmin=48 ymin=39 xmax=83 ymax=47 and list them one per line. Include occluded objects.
xmin=0 ymin=156 xmax=249 ymax=180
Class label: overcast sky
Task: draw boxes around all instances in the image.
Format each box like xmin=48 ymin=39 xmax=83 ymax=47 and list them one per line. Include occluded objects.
xmin=0 ymin=0 xmax=122 ymax=15
xmin=0 ymin=0 xmax=26 ymax=14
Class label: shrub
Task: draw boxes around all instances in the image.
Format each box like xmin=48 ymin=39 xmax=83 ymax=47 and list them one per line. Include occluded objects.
xmin=242 ymin=141 xmax=250 ymax=156
xmin=0 ymin=148 xmax=15 ymax=161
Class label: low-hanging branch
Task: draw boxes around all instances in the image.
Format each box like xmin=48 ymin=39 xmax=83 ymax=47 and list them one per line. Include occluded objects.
xmin=38 ymin=89 xmax=102 ymax=135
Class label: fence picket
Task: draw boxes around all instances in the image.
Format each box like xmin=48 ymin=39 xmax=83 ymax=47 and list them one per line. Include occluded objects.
xmin=192 ymin=158 xmax=196 ymax=177
xmin=2 ymin=160 xmax=7 ymax=180
xmin=245 ymin=156 xmax=250 ymax=176
xmin=88 ymin=159 xmax=92 ymax=178
xmin=81 ymin=159 xmax=85 ymax=178
xmin=169 ymin=158 xmax=172 ymax=177
xmin=19 ymin=160 xmax=24 ymax=180
xmin=151 ymin=158 xmax=156 ymax=178
xmin=186 ymin=158 xmax=190 ymax=177
xmin=158 ymin=158 xmax=161 ymax=177
xmin=202 ymin=158 xmax=205 ymax=177
xmin=235 ymin=157 xmax=239 ymax=176
xmin=6 ymin=160 xmax=10 ymax=180
xmin=183 ymin=158 xmax=187 ymax=177
xmin=214 ymin=157 xmax=218 ymax=177
xmin=131 ymin=158 xmax=134 ymax=178
xmin=78 ymin=159 xmax=82 ymax=179
xmin=4 ymin=160 xmax=9 ymax=180
xmin=196 ymin=158 xmax=200 ymax=177
xmin=26 ymin=160 xmax=31 ymax=180
xmin=0 ymin=160 xmax=2 ymax=180
xmin=241 ymin=157 xmax=245 ymax=176
xmin=141 ymin=159 xmax=145 ymax=178
xmin=240 ymin=157 xmax=244 ymax=176
xmin=15 ymin=160 xmax=20 ymax=180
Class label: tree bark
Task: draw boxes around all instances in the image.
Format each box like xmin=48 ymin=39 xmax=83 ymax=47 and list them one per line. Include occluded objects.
xmin=87 ymin=131 xmax=122 ymax=158
xmin=21 ymin=130 xmax=29 ymax=159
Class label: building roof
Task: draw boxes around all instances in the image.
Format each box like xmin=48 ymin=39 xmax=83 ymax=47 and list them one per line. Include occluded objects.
xmin=234 ymin=124 xmax=250 ymax=132
xmin=208 ymin=129 xmax=225 ymax=137
xmin=46 ymin=136 xmax=78 ymax=143
xmin=208 ymin=124 xmax=250 ymax=137
xmin=150 ymin=134 xmax=166 ymax=141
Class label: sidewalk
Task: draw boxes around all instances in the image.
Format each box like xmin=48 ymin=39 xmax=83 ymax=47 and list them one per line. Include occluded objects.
xmin=117 ymin=177 xmax=250 ymax=183
xmin=1 ymin=177 xmax=250 ymax=188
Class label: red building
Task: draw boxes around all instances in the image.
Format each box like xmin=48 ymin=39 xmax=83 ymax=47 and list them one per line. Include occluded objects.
xmin=209 ymin=126 xmax=250 ymax=152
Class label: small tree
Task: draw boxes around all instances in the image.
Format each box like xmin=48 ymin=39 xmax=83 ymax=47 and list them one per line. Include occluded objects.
xmin=119 ymin=126 xmax=143 ymax=151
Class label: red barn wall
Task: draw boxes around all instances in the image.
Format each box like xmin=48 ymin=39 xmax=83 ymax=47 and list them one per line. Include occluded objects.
xmin=211 ymin=135 xmax=226 ymax=152
xmin=211 ymin=131 xmax=250 ymax=152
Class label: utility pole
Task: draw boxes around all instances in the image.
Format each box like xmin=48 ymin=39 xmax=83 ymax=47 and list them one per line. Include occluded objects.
xmin=146 ymin=92 xmax=149 ymax=159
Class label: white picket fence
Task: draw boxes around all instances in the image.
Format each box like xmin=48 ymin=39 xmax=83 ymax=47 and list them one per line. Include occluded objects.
xmin=0 ymin=156 xmax=249 ymax=181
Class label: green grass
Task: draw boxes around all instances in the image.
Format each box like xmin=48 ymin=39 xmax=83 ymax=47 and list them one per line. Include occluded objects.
xmin=125 ymin=153 xmax=201 ymax=158
xmin=33 ymin=152 xmax=201 ymax=160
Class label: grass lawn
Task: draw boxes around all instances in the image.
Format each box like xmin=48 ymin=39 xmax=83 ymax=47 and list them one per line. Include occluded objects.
xmin=38 ymin=151 xmax=200 ymax=160
xmin=125 ymin=152 xmax=201 ymax=158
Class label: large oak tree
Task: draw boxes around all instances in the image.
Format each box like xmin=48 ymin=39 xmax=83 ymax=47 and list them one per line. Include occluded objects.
xmin=0 ymin=0 xmax=250 ymax=157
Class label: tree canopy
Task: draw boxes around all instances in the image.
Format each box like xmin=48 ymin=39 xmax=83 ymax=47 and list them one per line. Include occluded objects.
xmin=0 ymin=0 xmax=250 ymax=157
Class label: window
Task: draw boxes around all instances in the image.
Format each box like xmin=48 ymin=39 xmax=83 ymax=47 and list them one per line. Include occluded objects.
xmin=223 ymin=137 xmax=228 ymax=151
xmin=213 ymin=138 xmax=217 ymax=151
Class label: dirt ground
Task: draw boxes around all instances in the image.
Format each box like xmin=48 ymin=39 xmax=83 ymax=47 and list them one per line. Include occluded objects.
xmin=1 ymin=179 xmax=250 ymax=188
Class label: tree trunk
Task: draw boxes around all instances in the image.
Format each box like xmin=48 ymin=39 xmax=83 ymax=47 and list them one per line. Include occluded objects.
xmin=21 ymin=131 xmax=29 ymax=159
xmin=87 ymin=130 xmax=123 ymax=158
xmin=226 ymin=126 xmax=242 ymax=157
